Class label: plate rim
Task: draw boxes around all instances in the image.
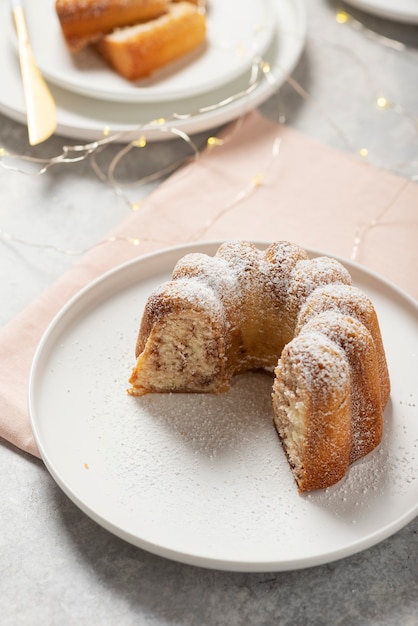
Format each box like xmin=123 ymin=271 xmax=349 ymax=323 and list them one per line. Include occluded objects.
xmin=343 ymin=0 xmax=418 ymax=23
xmin=28 ymin=240 xmax=418 ymax=572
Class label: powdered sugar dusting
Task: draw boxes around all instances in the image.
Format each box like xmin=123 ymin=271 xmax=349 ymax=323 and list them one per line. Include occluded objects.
xmin=281 ymin=329 xmax=350 ymax=396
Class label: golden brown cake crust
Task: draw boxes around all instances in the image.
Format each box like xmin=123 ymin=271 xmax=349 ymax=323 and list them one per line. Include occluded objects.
xmin=297 ymin=283 xmax=390 ymax=407
xmin=55 ymin=0 xmax=170 ymax=51
xmin=299 ymin=312 xmax=384 ymax=462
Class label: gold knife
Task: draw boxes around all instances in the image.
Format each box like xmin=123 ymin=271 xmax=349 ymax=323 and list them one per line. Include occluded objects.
xmin=12 ymin=0 xmax=57 ymax=145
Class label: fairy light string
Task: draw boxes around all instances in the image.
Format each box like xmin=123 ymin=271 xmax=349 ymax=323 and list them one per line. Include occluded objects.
xmin=0 ymin=6 xmax=417 ymax=257
xmin=336 ymin=8 xmax=406 ymax=52
xmin=351 ymin=178 xmax=410 ymax=261
xmin=0 ymin=228 xmax=171 ymax=256
xmin=190 ymin=134 xmax=282 ymax=242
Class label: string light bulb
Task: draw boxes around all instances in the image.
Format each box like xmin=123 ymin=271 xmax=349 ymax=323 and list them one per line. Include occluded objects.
xmin=376 ymin=96 xmax=390 ymax=109
xmin=336 ymin=10 xmax=349 ymax=24
xmin=133 ymin=136 xmax=147 ymax=148
xmin=207 ymin=136 xmax=224 ymax=148
xmin=251 ymin=173 xmax=265 ymax=187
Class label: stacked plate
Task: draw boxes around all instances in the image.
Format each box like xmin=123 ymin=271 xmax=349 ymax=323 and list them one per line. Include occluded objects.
xmin=0 ymin=0 xmax=307 ymax=142
xmin=343 ymin=0 xmax=418 ymax=23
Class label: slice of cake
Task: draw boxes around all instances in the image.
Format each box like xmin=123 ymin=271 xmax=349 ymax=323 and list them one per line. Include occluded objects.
xmin=96 ymin=2 xmax=207 ymax=80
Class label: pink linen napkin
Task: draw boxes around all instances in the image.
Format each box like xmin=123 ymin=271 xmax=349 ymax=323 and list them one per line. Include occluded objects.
xmin=1 ymin=110 xmax=417 ymax=458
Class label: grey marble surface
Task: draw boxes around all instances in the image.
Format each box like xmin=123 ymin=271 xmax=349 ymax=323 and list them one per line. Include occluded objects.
xmin=1 ymin=1 xmax=417 ymax=624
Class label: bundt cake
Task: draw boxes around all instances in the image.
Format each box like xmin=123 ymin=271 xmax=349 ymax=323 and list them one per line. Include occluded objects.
xmin=128 ymin=241 xmax=390 ymax=492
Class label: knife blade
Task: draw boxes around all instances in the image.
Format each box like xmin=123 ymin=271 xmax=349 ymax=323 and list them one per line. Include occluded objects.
xmin=11 ymin=0 xmax=57 ymax=145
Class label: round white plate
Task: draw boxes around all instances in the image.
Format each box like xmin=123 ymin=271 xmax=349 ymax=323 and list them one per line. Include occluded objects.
xmin=29 ymin=241 xmax=418 ymax=572
xmin=11 ymin=0 xmax=276 ymax=103
xmin=0 ymin=0 xmax=306 ymax=141
xmin=344 ymin=0 xmax=418 ymax=23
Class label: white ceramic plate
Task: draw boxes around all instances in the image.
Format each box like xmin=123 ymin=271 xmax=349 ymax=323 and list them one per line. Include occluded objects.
xmin=10 ymin=0 xmax=276 ymax=103
xmin=0 ymin=0 xmax=306 ymax=141
xmin=29 ymin=241 xmax=418 ymax=572
xmin=344 ymin=0 xmax=418 ymax=23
